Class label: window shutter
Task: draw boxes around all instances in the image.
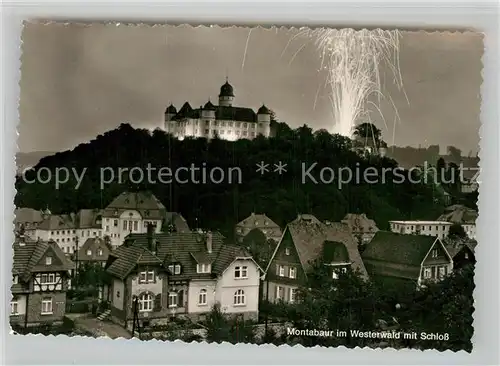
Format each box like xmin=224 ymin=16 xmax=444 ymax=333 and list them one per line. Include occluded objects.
xmin=153 ymin=294 xmax=162 ymax=312
xmin=177 ymin=290 xmax=184 ymax=307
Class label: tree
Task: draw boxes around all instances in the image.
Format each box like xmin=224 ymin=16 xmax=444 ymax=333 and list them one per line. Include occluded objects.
xmin=448 ymin=223 xmax=467 ymax=240
xmin=352 ymin=123 xmax=382 ymax=147
xmin=241 ymin=229 xmax=274 ymax=268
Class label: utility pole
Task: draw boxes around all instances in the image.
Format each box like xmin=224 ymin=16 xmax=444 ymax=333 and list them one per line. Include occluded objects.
xmin=74 ymin=235 xmax=79 ymax=292
xmin=131 ymin=296 xmax=141 ymax=340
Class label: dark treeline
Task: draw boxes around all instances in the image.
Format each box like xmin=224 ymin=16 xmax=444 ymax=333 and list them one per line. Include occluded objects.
xmin=16 ymin=123 xmax=448 ymax=239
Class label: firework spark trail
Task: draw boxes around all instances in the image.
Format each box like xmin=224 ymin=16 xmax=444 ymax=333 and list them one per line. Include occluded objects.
xmin=241 ymin=29 xmax=253 ymax=70
xmin=285 ymin=28 xmax=406 ymax=143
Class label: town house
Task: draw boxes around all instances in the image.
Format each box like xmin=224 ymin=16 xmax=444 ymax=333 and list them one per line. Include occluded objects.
xmin=361 ymin=231 xmax=454 ymax=287
xmin=15 ymin=191 xmax=191 ymax=252
xmin=263 ymin=214 xmax=367 ymax=304
xmin=340 ymin=213 xmax=379 ymax=247
xmin=235 ymin=212 xmax=282 ymax=244
xmin=11 ymin=234 xmax=74 ymax=329
xmin=104 ymin=225 xmax=262 ymax=330
xmin=75 ymin=237 xmax=113 ymax=268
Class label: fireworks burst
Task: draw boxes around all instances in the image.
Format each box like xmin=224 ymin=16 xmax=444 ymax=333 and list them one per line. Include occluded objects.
xmin=285 ymin=28 xmax=408 ymax=142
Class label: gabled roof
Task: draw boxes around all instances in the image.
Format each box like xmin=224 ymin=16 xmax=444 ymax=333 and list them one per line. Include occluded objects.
xmin=268 ymin=215 xmax=367 ymax=278
xmin=77 ymin=209 xmax=103 ymax=229
xmin=107 ymin=232 xmax=255 ymax=281
xmin=14 ymin=208 xmax=44 ymax=224
xmin=77 ymin=237 xmax=112 ymax=262
xmin=341 ymin=213 xmax=379 ymax=233
xmin=12 ymin=236 xmax=74 ymax=282
xmin=102 ymin=191 xmax=166 ymax=219
xmin=444 ymin=238 xmax=476 ymax=258
xmin=437 ymin=205 xmax=478 ymax=224
xmin=36 ymin=213 xmax=77 ymax=231
xmin=361 ymin=231 xmax=439 ymax=266
xmin=164 ymin=212 xmax=191 ymax=233
xmin=236 ymin=213 xmax=281 ymax=230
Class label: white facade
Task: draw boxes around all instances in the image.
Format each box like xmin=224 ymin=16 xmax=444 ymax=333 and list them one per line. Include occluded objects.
xmin=102 ymin=210 xmax=162 ymax=248
xmin=29 ymin=228 xmax=103 ymax=255
xmin=389 ymin=221 xmax=453 ymax=240
xmin=186 ymin=258 xmax=261 ymax=319
xmin=462 ymin=224 xmax=476 ymax=240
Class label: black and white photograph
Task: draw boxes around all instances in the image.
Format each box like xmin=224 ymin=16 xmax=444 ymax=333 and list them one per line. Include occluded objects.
xmin=12 ymin=23 xmax=481 ymax=352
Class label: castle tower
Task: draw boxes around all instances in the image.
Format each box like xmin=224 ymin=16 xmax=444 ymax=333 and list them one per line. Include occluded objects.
xmin=164 ymin=104 xmax=177 ymax=127
xmin=201 ymin=100 xmax=216 ymax=119
xmin=257 ymin=104 xmax=271 ymax=137
xmin=218 ymin=78 xmax=234 ymax=107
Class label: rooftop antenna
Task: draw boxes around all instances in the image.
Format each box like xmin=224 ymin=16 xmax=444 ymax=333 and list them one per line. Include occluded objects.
xmin=225 ymin=68 xmax=229 ymax=83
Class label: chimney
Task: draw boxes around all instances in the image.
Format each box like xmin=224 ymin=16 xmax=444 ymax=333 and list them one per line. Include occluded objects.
xmin=147 ymin=223 xmax=154 ymax=252
xmin=206 ymin=232 xmax=213 ymax=254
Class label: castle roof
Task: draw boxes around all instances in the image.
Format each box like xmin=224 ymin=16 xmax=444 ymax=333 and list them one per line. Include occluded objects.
xmin=165 ymin=104 xmax=177 ymax=114
xmin=172 ymin=105 xmax=258 ymax=123
xmin=219 ymin=81 xmax=234 ymax=97
xmin=204 ymin=100 xmax=216 ymax=110
xmin=257 ymin=105 xmax=271 ymax=115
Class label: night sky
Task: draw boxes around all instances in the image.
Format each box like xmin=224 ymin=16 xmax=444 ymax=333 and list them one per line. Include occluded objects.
xmin=18 ymin=23 xmax=483 ymax=155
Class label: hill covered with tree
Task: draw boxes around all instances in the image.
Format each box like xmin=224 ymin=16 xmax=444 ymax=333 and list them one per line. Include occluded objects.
xmin=15 ymin=123 xmax=447 ymax=239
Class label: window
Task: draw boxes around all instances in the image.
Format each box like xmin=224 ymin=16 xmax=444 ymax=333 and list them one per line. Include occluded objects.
xmin=174 ymin=264 xmax=181 ymax=275
xmin=106 ymin=225 xmax=109 ymax=232
xmin=234 ymin=266 xmax=248 ymax=279
xmin=98 ymin=249 xmax=103 ymax=256
xmin=41 ymin=298 xmax=53 ymax=314
xmin=10 ymin=301 xmax=19 ymax=315
xmin=197 ymin=264 xmax=210 ymax=274
xmin=332 ymin=270 xmax=339 ymax=280
xmin=114 ymin=219 xmax=118 ymax=227
xmin=139 ymin=271 xmax=155 ymax=284
xmin=87 ymin=250 xmax=92 ymax=256
xmin=285 ymin=248 xmax=290 ymax=256
xmin=168 ymin=292 xmax=178 ymax=307
xmin=45 ymin=257 xmax=52 ymax=265
xmin=40 ymin=273 xmax=56 ymax=284
xmin=12 ymin=275 xmax=18 ymax=285
xmin=289 ymin=288 xmax=297 ymax=303
xmin=276 ymin=286 xmax=283 ymax=300
xmin=134 ymin=221 xmax=138 ymax=231
xmin=431 ymin=249 xmax=438 ymax=258
xmin=277 ymin=265 xmax=285 ymax=277
xmin=234 ymin=289 xmax=245 ymax=305
xmin=138 ymin=293 xmax=153 ymax=312
xmin=423 ymin=268 xmax=432 ymax=279
xmin=199 ymin=289 xmax=207 ymax=305
xmin=123 ymin=221 xmax=127 ymax=230
xmin=289 ymin=267 xmax=296 ymax=279
xmin=438 ymin=266 xmax=446 ymax=278
xmin=464 ymin=252 xmax=469 ymax=259
xmin=254 ymin=221 xmax=259 ymax=226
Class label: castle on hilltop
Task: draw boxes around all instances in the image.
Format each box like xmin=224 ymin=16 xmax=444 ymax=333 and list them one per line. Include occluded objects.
xmin=164 ymin=79 xmax=271 ymax=141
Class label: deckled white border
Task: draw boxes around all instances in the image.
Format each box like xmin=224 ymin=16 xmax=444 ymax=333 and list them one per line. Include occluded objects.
xmin=1 ymin=1 xmax=499 ymax=365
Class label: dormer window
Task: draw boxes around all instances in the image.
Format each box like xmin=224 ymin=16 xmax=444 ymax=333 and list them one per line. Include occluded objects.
xmin=87 ymin=250 xmax=92 ymax=256
xmin=197 ymin=264 xmax=211 ymax=274
xmin=45 ymin=257 xmax=52 ymax=265
xmin=431 ymin=249 xmax=438 ymax=258
xmin=464 ymin=252 xmax=469 ymax=259
xmin=254 ymin=221 xmax=259 ymax=226
xmin=285 ymin=248 xmax=290 ymax=255
xmin=264 ymin=221 xmax=268 ymax=225
xmin=168 ymin=264 xmax=182 ymax=275
xmin=12 ymin=275 xmax=18 ymax=285
xmin=98 ymin=249 xmax=103 ymax=256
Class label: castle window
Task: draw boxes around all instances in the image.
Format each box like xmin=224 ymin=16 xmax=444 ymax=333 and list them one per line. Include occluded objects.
xmin=243 ymin=131 xmax=247 ymax=136
xmin=214 ymin=121 xmax=218 ymax=126
xmin=221 ymin=122 xmax=225 ymax=127
xmin=236 ymin=122 xmax=240 ymax=128
xmin=220 ymin=130 xmax=224 ymax=135
xmin=251 ymin=132 xmax=255 ymax=137
xmin=243 ymin=123 xmax=247 ymax=128
xmin=228 ymin=122 xmax=233 ymax=127
xmin=236 ymin=131 xmax=240 ymax=136
xmin=259 ymin=123 xmax=263 ymax=128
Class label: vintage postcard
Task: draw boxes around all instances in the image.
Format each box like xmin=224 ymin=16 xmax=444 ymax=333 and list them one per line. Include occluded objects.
xmin=13 ymin=23 xmax=481 ymax=352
